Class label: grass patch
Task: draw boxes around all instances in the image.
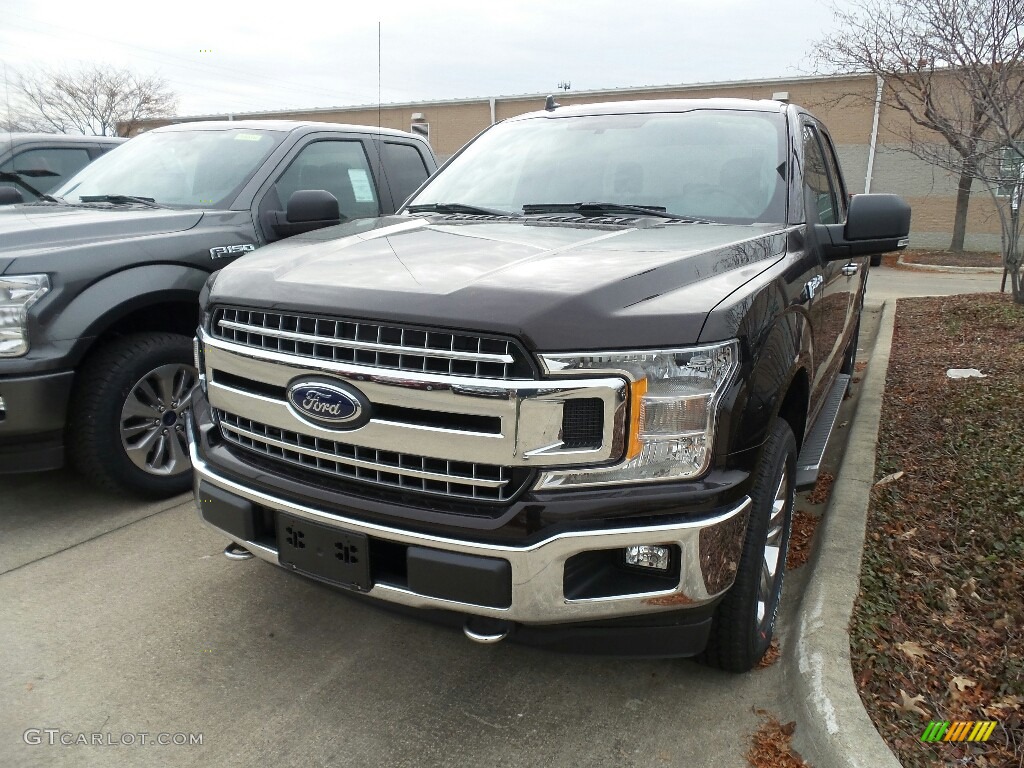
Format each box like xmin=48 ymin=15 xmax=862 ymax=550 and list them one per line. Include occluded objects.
xmin=850 ymin=294 xmax=1024 ymax=767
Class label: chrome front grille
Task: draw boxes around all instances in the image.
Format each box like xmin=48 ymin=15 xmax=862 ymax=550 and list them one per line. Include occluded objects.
xmin=215 ymin=409 xmax=521 ymax=502
xmin=210 ymin=307 xmax=533 ymax=380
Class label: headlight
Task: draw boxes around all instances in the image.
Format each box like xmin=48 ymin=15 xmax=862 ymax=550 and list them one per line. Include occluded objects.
xmin=0 ymin=274 xmax=51 ymax=357
xmin=536 ymin=340 xmax=739 ymax=488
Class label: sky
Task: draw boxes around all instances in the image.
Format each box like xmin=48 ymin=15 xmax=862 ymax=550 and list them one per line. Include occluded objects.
xmin=0 ymin=0 xmax=846 ymax=118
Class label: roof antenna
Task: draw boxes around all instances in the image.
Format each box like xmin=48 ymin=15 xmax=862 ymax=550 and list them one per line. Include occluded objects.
xmin=544 ymin=94 xmax=560 ymax=111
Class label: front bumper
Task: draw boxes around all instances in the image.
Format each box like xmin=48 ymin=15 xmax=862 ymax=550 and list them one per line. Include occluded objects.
xmin=0 ymin=370 xmax=74 ymax=472
xmin=189 ymin=429 xmax=751 ymax=625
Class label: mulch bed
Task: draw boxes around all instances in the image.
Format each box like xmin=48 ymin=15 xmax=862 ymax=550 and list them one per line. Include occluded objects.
xmin=900 ymin=249 xmax=1004 ymax=268
xmin=850 ymin=294 xmax=1024 ymax=767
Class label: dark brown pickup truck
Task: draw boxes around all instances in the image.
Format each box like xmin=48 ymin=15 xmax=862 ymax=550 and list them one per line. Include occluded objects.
xmin=188 ymin=99 xmax=910 ymax=670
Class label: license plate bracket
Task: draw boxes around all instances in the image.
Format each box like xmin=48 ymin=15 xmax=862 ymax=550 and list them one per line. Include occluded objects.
xmin=276 ymin=513 xmax=371 ymax=591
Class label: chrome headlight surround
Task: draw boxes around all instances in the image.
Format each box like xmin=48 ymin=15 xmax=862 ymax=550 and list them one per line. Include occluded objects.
xmin=536 ymin=340 xmax=739 ymax=489
xmin=0 ymin=274 xmax=51 ymax=357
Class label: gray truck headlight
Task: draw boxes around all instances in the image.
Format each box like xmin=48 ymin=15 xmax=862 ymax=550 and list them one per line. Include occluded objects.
xmin=0 ymin=274 xmax=51 ymax=357
xmin=536 ymin=340 xmax=739 ymax=488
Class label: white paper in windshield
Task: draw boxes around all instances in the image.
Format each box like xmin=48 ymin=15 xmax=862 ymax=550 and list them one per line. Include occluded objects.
xmin=349 ymin=169 xmax=375 ymax=202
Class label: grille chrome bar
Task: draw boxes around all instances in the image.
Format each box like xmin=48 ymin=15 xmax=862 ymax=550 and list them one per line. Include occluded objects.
xmin=216 ymin=410 xmax=517 ymax=501
xmin=219 ymin=418 xmax=507 ymax=489
xmin=211 ymin=307 xmax=531 ymax=380
xmin=217 ymin=319 xmax=515 ymax=364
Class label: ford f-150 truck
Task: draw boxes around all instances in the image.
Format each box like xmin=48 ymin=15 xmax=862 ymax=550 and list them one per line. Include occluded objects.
xmin=187 ymin=99 xmax=910 ymax=669
xmin=0 ymin=120 xmax=436 ymax=495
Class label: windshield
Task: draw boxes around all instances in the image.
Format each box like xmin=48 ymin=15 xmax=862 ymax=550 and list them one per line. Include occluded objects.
xmin=409 ymin=109 xmax=788 ymax=224
xmin=55 ymin=128 xmax=285 ymax=208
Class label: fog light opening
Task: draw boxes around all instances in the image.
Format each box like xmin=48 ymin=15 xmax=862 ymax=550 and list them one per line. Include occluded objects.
xmin=624 ymin=544 xmax=671 ymax=571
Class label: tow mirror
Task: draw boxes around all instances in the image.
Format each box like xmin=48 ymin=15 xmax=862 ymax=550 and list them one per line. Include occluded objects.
xmin=263 ymin=189 xmax=342 ymax=239
xmin=817 ymin=193 xmax=911 ymax=260
xmin=0 ymin=186 xmax=25 ymax=205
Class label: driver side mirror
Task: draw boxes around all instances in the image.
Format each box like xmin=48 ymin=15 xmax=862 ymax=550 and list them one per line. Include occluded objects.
xmin=263 ymin=189 xmax=342 ymax=239
xmin=817 ymin=193 xmax=911 ymax=260
xmin=0 ymin=186 xmax=25 ymax=205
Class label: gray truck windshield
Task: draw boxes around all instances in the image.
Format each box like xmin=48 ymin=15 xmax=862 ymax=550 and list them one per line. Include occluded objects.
xmin=408 ymin=109 xmax=788 ymax=224
xmin=56 ymin=128 xmax=284 ymax=209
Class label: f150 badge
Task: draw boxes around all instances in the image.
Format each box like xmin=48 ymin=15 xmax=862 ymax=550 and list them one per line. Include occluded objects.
xmin=209 ymin=244 xmax=256 ymax=260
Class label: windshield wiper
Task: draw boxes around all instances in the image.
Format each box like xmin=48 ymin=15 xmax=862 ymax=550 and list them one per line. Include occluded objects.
xmin=79 ymin=194 xmax=160 ymax=208
xmin=406 ymin=202 xmax=512 ymax=216
xmin=523 ymin=202 xmax=689 ymax=219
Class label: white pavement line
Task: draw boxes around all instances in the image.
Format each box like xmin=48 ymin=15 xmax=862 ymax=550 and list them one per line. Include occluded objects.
xmin=784 ymin=300 xmax=903 ymax=768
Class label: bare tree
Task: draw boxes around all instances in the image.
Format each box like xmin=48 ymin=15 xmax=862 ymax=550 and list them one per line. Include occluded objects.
xmin=13 ymin=64 xmax=177 ymax=137
xmin=812 ymin=0 xmax=1024 ymax=255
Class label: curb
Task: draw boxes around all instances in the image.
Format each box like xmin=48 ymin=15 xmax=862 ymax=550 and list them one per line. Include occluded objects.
xmin=784 ymin=300 xmax=903 ymax=768
xmin=896 ymin=254 xmax=1003 ymax=274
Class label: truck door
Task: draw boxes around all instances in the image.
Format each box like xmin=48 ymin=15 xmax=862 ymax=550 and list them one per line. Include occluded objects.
xmin=801 ymin=121 xmax=851 ymax=410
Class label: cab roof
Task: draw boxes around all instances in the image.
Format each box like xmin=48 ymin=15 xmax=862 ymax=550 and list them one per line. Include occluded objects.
xmin=512 ymin=98 xmax=791 ymax=121
xmin=152 ymin=119 xmax=422 ymax=140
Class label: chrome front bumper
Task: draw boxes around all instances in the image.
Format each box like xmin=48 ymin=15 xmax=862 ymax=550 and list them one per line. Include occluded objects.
xmin=190 ymin=443 xmax=751 ymax=624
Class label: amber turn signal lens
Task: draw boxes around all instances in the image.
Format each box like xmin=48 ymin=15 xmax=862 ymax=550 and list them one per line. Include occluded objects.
xmin=626 ymin=377 xmax=648 ymax=460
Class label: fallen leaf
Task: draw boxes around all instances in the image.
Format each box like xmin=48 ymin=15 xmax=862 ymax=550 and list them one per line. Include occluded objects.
xmin=896 ymin=689 xmax=929 ymax=717
xmin=949 ymin=676 xmax=976 ymax=693
xmin=898 ymin=527 xmax=918 ymax=540
xmin=874 ymin=471 xmax=905 ymax=487
xmin=928 ymin=554 xmax=942 ymax=567
xmin=896 ymin=641 xmax=929 ymax=661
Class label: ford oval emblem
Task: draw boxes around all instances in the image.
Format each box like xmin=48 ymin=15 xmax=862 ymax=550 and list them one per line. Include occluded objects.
xmin=286 ymin=378 xmax=370 ymax=429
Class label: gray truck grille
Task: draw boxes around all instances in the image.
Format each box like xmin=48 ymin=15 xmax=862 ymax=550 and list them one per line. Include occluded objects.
xmin=210 ymin=307 xmax=533 ymax=380
xmin=215 ymin=409 xmax=519 ymax=502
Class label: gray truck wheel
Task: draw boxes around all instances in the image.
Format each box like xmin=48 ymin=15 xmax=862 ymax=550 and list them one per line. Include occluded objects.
xmin=699 ymin=418 xmax=796 ymax=672
xmin=68 ymin=333 xmax=197 ymax=497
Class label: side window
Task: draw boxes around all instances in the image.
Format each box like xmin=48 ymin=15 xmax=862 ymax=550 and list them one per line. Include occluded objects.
xmin=380 ymin=142 xmax=430 ymax=207
xmin=275 ymin=140 xmax=379 ymax=220
xmin=801 ymin=124 xmax=839 ymax=225
xmin=1 ymin=147 xmax=92 ymax=195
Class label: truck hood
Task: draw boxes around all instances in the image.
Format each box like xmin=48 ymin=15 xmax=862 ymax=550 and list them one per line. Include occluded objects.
xmin=210 ymin=215 xmax=789 ymax=350
xmin=0 ymin=203 xmax=204 ymax=261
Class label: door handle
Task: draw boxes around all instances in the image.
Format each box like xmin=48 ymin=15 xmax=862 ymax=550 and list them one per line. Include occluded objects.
xmin=841 ymin=263 xmax=858 ymax=277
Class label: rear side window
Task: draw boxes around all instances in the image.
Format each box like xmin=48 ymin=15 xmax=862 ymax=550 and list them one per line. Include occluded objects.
xmin=1 ymin=147 xmax=92 ymax=195
xmin=381 ymin=142 xmax=430 ymax=207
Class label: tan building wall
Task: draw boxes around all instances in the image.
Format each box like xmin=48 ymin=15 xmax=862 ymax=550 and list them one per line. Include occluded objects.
xmin=128 ymin=73 xmax=1003 ymax=252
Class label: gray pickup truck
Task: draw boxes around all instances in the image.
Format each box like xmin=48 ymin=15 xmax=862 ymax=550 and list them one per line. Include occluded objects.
xmin=187 ymin=99 xmax=909 ymax=670
xmin=0 ymin=120 xmax=436 ymax=495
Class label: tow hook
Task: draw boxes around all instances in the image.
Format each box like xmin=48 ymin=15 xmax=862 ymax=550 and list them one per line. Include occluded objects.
xmin=463 ymin=616 xmax=511 ymax=644
xmin=223 ymin=543 xmax=254 ymax=561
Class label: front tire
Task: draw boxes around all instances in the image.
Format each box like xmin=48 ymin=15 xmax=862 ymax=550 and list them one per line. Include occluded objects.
xmin=68 ymin=333 xmax=197 ymax=497
xmin=699 ymin=418 xmax=796 ymax=672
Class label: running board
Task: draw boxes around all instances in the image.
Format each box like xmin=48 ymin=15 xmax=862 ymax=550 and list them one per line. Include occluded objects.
xmin=795 ymin=374 xmax=850 ymax=490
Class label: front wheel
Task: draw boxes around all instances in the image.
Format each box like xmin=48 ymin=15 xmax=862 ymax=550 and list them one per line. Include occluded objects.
xmin=68 ymin=333 xmax=197 ymax=497
xmin=699 ymin=418 xmax=796 ymax=672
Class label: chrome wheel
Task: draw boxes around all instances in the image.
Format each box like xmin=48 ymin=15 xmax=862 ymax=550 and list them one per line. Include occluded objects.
xmin=119 ymin=363 xmax=197 ymax=476
xmin=755 ymin=471 xmax=789 ymax=630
